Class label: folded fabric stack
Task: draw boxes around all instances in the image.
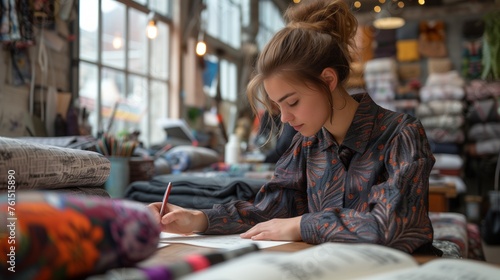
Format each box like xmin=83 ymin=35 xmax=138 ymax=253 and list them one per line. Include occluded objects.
xmin=385 ymin=21 xmax=422 ymax=116
xmin=125 ymin=172 xmax=267 ymax=208
xmin=396 ymin=21 xmax=420 ymax=64
xmin=417 ymin=71 xmax=466 ymax=176
xmin=364 ymin=57 xmax=399 ymax=110
xmin=465 ymin=80 xmax=500 ymax=157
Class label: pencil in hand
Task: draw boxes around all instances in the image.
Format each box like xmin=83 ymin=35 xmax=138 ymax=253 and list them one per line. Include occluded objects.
xmin=159 ymin=182 xmax=173 ymax=217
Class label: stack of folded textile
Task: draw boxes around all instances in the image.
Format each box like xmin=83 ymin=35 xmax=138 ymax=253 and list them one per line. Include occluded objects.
xmin=417 ymin=71 xmax=466 ymax=176
xmin=464 ymin=80 xmax=500 ymax=157
xmin=364 ymin=57 xmax=399 ymax=110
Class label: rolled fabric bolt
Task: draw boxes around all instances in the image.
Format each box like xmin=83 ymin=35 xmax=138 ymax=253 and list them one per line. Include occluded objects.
xmin=166 ymin=243 xmax=260 ymax=277
xmin=143 ymin=266 xmax=171 ymax=280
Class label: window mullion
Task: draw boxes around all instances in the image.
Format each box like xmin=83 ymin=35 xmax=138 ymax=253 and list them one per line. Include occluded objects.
xmin=97 ymin=0 xmax=103 ymax=134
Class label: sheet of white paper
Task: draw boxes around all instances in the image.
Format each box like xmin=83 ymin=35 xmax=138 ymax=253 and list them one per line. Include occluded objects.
xmin=159 ymin=233 xmax=291 ymax=249
xmin=157 ymin=242 xmax=170 ymax=249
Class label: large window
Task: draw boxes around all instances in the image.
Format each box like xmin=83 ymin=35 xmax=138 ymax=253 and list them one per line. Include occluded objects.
xmin=78 ymin=0 xmax=171 ymax=147
xmin=205 ymin=0 xmax=242 ymax=50
xmin=257 ymin=0 xmax=284 ymax=50
xmin=201 ymin=0 xmax=246 ymax=136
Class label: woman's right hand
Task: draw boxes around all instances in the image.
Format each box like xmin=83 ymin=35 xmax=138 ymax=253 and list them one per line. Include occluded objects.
xmin=147 ymin=202 xmax=208 ymax=234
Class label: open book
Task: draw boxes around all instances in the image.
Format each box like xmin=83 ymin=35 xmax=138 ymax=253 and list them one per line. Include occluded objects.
xmin=179 ymin=242 xmax=499 ymax=280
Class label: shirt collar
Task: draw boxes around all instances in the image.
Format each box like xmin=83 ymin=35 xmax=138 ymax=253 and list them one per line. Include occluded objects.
xmin=317 ymin=93 xmax=378 ymax=154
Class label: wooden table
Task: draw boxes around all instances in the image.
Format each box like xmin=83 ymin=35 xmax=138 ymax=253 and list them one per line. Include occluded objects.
xmin=138 ymin=242 xmax=438 ymax=268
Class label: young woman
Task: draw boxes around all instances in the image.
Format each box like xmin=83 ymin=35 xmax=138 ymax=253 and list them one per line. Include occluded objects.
xmin=148 ymin=0 xmax=437 ymax=254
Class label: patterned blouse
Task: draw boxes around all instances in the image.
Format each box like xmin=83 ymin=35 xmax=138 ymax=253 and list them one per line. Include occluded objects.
xmin=202 ymin=93 xmax=436 ymax=253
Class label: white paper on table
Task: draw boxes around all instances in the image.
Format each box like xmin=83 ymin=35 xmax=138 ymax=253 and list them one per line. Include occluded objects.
xmin=159 ymin=233 xmax=291 ymax=249
xmin=157 ymin=242 xmax=170 ymax=249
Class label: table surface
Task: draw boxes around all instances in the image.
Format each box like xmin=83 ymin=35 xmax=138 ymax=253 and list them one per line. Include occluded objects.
xmin=138 ymin=241 xmax=439 ymax=268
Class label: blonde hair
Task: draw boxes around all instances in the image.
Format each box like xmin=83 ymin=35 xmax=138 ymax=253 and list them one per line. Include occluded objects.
xmin=247 ymin=0 xmax=357 ymax=133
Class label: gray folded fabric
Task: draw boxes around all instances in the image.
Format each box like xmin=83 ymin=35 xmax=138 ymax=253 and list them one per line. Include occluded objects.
xmin=468 ymin=123 xmax=500 ymax=141
xmin=426 ymin=128 xmax=465 ymax=144
xmin=416 ymin=100 xmax=464 ymax=117
xmin=124 ymin=173 xmax=268 ymax=209
xmin=475 ymin=139 xmax=500 ymax=156
xmin=420 ymin=115 xmax=464 ymax=130
xmin=467 ymin=98 xmax=500 ymax=124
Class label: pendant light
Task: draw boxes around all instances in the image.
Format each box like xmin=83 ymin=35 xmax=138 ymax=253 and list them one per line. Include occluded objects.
xmin=373 ymin=1 xmax=406 ymax=29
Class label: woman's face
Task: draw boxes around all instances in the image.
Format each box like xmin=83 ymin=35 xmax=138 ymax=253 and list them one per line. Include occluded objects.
xmin=264 ymin=75 xmax=331 ymax=137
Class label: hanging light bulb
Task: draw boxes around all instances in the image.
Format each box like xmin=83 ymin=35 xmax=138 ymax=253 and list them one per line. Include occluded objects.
xmin=195 ymin=26 xmax=206 ymax=56
xmin=112 ymin=34 xmax=122 ymax=49
xmin=196 ymin=40 xmax=207 ymax=56
xmin=195 ymin=3 xmax=207 ymax=56
xmin=147 ymin=20 xmax=158 ymax=39
xmin=146 ymin=12 xmax=158 ymax=39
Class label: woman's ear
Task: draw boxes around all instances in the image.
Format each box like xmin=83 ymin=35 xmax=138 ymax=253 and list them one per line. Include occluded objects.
xmin=321 ymin=67 xmax=338 ymax=91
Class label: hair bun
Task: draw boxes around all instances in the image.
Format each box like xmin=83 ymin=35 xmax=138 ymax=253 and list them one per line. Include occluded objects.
xmin=285 ymin=0 xmax=357 ymax=47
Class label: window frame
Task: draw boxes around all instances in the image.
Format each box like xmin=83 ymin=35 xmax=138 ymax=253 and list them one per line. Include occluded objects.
xmin=74 ymin=0 xmax=173 ymax=147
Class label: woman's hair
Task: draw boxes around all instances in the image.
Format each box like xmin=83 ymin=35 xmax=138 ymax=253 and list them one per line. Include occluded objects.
xmin=247 ymin=0 xmax=357 ymax=131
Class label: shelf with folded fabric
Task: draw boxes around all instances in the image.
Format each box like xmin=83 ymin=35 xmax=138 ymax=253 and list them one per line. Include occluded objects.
xmin=463 ymin=80 xmax=500 ymax=198
xmin=416 ymin=70 xmax=467 ymax=171
xmin=363 ymin=57 xmax=400 ymax=111
xmin=415 ymin=70 xmax=468 ymax=215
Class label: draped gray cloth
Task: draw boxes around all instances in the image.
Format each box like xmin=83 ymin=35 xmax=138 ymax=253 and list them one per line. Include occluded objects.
xmin=124 ymin=173 xmax=267 ymax=209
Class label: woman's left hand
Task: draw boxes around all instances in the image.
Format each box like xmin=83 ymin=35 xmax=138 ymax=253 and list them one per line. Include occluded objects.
xmin=240 ymin=216 xmax=302 ymax=241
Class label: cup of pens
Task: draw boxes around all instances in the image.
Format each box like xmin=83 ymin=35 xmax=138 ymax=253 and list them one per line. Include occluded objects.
xmin=96 ymin=134 xmax=138 ymax=198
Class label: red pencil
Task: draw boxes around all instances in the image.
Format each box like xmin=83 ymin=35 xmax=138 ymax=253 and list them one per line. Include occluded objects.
xmin=159 ymin=182 xmax=173 ymax=216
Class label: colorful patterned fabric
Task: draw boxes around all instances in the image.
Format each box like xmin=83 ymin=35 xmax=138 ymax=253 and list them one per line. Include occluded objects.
xmin=203 ymin=93 xmax=436 ymax=254
xmin=465 ymin=80 xmax=500 ymax=101
xmin=0 ymin=192 xmax=160 ymax=280
xmin=467 ymin=223 xmax=486 ymax=260
xmin=462 ymin=40 xmax=483 ymax=80
xmin=429 ymin=212 xmax=468 ymax=258
xmin=429 ymin=212 xmax=486 ymax=261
